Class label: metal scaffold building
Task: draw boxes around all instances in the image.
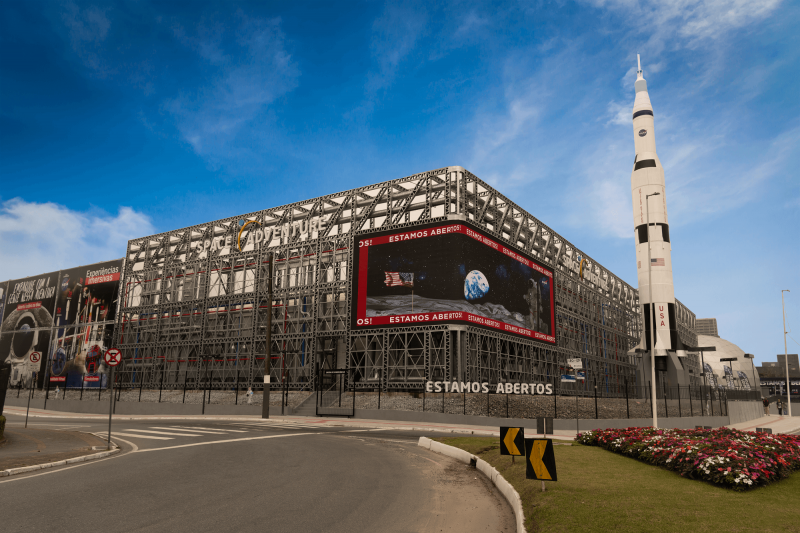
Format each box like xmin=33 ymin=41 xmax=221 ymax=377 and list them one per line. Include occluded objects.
xmin=115 ymin=166 xmax=698 ymax=396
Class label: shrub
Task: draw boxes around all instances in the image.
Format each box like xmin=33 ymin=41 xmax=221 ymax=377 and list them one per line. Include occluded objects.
xmin=575 ymin=426 xmax=800 ymax=491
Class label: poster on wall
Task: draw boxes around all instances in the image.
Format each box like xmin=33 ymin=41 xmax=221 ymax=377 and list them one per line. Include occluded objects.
xmin=0 ymin=280 xmax=7 ymax=326
xmin=352 ymin=221 xmax=556 ymax=344
xmin=53 ymin=260 xmax=122 ymax=388
xmin=0 ymin=272 xmax=59 ymax=386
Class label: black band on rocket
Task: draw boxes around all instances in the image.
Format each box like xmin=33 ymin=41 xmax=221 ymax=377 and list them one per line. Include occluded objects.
xmin=636 ymin=223 xmax=670 ymax=244
xmin=634 ymin=159 xmax=656 ymax=171
xmin=633 ymin=110 xmax=654 ymax=119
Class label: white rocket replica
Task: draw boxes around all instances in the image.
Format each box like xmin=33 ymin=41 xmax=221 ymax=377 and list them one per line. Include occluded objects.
xmin=631 ymin=55 xmax=688 ymax=357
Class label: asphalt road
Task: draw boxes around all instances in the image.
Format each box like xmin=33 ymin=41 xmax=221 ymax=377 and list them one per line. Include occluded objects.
xmin=1 ymin=418 xmax=514 ymax=532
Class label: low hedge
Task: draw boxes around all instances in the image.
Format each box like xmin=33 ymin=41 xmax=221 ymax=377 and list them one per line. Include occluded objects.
xmin=576 ymin=426 xmax=800 ymax=491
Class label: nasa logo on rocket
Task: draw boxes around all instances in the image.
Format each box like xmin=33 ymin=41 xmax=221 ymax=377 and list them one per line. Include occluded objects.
xmin=638 ymin=129 xmax=647 ymax=137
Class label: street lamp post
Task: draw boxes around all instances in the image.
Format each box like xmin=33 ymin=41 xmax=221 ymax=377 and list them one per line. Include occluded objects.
xmin=262 ymin=252 xmax=274 ymax=419
xmin=720 ymin=357 xmax=738 ymax=389
xmin=744 ymin=354 xmax=757 ymax=392
xmin=694 ymin=346 xmax=716 ymax=400
xmin=645 ymin=192 xmax=660 ymax=428
xmin=782 ymin=290 xmax=792 ymax=417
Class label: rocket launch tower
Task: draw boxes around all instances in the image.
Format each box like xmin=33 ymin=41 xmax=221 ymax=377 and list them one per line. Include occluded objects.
xmin=631 ymin=56 xmax=691 ymax=378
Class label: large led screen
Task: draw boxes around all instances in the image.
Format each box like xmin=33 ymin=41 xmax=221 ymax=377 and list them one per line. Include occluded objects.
xmin=352 ymin=221 xmax=556 ymax=344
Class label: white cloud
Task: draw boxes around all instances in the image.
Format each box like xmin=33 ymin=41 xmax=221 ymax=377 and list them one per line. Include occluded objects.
xmin=166 ymin=14 xmax=299 ymax=167
xmin=668 ymin=123 xmax=800 ymax=221
xmin=0 ymin=199 xmax=154 ymax=281
xmin=607 ymin=100 xmax=631 ymax=126
xmin=585 ymin=0 xmax=782 ymax=47
xmin=367 ymin=2 xmax=427 ymax=94
xmin=61 ymin=2 xmax=112 ymax=75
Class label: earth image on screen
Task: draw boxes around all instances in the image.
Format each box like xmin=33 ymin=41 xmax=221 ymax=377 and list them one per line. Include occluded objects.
xmin=464 ymin=270 xmax=489 ymax=300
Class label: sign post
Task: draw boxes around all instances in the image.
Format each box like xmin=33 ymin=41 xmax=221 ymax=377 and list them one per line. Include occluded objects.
xmin=25 ymin=370 xmax=37 ymax=428
xmin=525 ymin=438 xmax=557 ymax=492
xmin=104 ymin=348 xmax=121 ymax=450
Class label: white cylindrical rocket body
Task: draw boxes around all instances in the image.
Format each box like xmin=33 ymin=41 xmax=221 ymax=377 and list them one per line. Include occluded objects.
xmin=631 ymin=68 xmax=682 ymax=356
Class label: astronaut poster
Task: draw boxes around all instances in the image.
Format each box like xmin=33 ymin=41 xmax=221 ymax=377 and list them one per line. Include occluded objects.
xmin=0 ymin=271 xmax=59 ymax=387
xmin=352 ymin=221 xmax=555 ymax=344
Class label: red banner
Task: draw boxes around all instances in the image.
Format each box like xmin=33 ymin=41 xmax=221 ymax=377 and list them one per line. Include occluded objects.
xmin=86 ymin=272 xmax=121 ymax=285
xmin=83 ymin=376 xmax=100 ymax=382
xmin=17 ymin=301 xmax=42 ymax=311
xmin=50 ymin=376 xmax=66 ymax=382
xmin=357 ymin=312 xmax=555 ymax=343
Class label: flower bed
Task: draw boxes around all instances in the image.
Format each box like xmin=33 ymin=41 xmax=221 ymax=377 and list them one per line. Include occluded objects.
xmin=575 ymin=427 xmax=800 ymax=491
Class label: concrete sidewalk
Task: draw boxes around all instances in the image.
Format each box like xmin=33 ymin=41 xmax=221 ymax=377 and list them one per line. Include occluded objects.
xmin=3 ymin=405 xmax=576 ymax=440
xmin=728 ymin=414 xmax=800 ymax=435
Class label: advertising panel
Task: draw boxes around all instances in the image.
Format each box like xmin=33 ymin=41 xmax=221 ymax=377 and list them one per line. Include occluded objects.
xmin=352 ymin=221 xmax=556 ymax=343
xmin=0 ymin=272 xmax=59 ymax=386
xmin=0 ymin=280 xmax=7 ymax=326
xmin=52 ymin=260 xmax=122 ymax=388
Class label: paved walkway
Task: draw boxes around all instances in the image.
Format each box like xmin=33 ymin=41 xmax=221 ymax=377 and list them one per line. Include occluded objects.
xmin=728 ymin=414 xmax=800 ymax=435
xmin=4 ymin=405 xmax=577 ymax=440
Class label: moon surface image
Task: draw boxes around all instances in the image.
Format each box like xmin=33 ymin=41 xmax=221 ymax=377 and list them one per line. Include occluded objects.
xmin=464 ymin=270 xmax=489 ymax=300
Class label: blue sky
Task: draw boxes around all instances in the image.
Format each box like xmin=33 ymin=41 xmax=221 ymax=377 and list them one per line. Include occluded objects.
xmin=1 ymin=0 xmax=798 ymax=365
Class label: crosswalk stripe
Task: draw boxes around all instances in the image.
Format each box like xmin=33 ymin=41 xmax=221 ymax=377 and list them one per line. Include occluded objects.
xmin=129 ymin=429 xmax=204 ymax=437
xmin=341 ymin=428 xmax=393 ymax=432
xmin=171 ymin=426 xmax=247 ymax=433
xmin=230 ymin=423 xmax=322 ymax=430
xmin=110 ymin=432 xmax=173 ymax=440
xmin=236 ymin=420 xmax=324 ymax=426
xmin=150 ymin=426 xmax=230 ymax=434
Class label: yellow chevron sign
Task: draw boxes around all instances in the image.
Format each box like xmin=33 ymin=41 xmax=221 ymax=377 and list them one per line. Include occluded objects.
xmin=500 ymin=427 xmax=524 ymax=456
xmin=525 ymin=438 xmax=557 ymax=481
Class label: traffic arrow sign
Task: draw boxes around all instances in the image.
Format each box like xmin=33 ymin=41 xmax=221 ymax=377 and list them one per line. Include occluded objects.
xmin=525 ymin=438 xmax=557 ymax=481
xmin=500 ymin=426 xmax=524 ymax=456
xmin=104 ymin=348 xmax=122 ymax=367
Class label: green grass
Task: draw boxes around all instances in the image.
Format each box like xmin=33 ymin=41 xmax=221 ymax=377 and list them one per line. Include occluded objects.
xmin=437 ymin=437 xmax=800 ymax=533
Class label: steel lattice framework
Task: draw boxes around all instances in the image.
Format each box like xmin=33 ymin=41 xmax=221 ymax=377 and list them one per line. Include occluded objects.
xmin=115 ymin=166 xmax=698 ymax=395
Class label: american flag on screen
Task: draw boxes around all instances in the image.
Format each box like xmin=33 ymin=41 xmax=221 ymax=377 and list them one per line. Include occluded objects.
xmin=384 ymin=272 xmax=414 ymax=288
xmin=651 ymin=258 xmax=665 ymax=266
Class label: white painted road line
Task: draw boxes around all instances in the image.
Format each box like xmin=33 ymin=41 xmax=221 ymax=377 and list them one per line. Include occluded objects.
xmin=137 ymin=432 xmax=317 ymax=453
xmin=171 ymin=426 xmax=247 ymax=433
xmin=233 ymin=422 xmax=325 ymax=430
xmin=127 ymin=429 xmax=205 ymax=437
xmin=341 ymin=428 xmax=394 ymax=432
xmin=150 ymin=426 xmax=232 ymax=434
xmin=110 ymin=432 xmax=173 ymax=440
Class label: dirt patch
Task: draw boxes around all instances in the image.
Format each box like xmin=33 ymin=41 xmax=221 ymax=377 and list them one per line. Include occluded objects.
xmin=0 ymin=430 xmax=107 ymax=470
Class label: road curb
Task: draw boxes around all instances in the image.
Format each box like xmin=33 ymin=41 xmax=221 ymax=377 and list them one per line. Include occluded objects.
xmin=0 ymin=447 xmax=120 ymax=477
xmin=418 ymin=436 xmax=526 ymax=533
